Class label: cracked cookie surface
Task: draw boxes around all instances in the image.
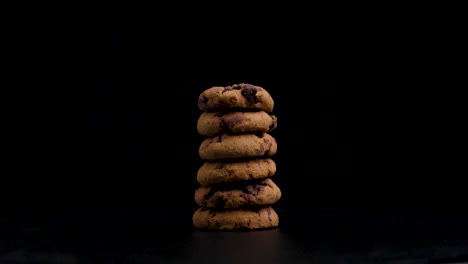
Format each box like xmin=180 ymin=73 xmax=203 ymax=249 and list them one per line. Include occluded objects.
xmin=197 ymin=111 xmax=277 ymax=137
xmin=197 ymin=158 xmax=276 ymax=186
xmin=199 ymin=133 xmax=277 ymax=160
xmin=198 ymin=83 xmax=274 ymax=113
xmin=195 ymin=178 xmax=281 ymax=208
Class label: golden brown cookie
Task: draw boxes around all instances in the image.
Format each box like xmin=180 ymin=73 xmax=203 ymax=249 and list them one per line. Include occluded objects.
xmin=197 ymin=158 xmax=276 ymax=186
xmin=192 ymin=206 xmax=279 ymax=230
xmin=194 ymin=178 xmax=281 ymax=209
xmin=198 ymin=83 xmax=274 ymax=113
xmin=199 ymin=133 xmax=277 ymax=160
xmin=197 ymin=111 xmax=277 ymax=137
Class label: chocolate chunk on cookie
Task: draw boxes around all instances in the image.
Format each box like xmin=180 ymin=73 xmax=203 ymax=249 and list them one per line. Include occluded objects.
xmin=195 ymin=178 xmax=281 ymax=209
xmin=198 ymin=83 xmax=274 ymax=113
xmin=199 ymin=133 xmax=277 ymax=160
xmin=197 ymin=111 xmax=278 ymax=137
xmin=197 ymin=158 xmax=276 ymax=186
xmin=197 ymin=111 xmax=277 ymax=137
xmin=192 ymin=206 xmax=279 ymax=230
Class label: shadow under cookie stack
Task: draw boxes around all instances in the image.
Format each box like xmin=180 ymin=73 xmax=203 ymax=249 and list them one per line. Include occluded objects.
xmin=192 ymin=83 xmax=281 ymax=231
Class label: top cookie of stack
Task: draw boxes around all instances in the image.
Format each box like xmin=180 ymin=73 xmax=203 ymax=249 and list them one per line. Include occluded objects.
xmin=198 ymin=83 xmax=274 ymax=113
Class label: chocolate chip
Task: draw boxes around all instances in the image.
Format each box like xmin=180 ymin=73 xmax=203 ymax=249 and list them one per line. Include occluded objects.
xmin=222 ymin=86 xmax=233 ymax=93
xmin=264 ymin=140 xmax=273 ymax=156
xmin=268 ymin=115 xmax=277 ymax=131
xmin=225 ymin=115 xmax=244 ymax=129
xmin=198 ymin=96 xmax=208 ymax=105
xmin=267 ymin=144 xmax=274 ymax=155
xmin=216 ymin=101 xmax=228 ymax=108
xmin=244 ymin=185 xmax=259 ymax=195
xmin=254 ymin=133 xmax=264 ymax=138
xmin=241 ymin=193 xmax=250 ymax=201
xmin=216 ymin=135 xmax=222 ymax=142
xmin=214 ymin=197 xmax=226 ymax=208
xmin=267 ymin=208 xmax=272 ymax=221
xmin=241 ymin=84 xmax=258 ymax=104
xmin=243 ymin=185 xmax=253 ymax=194
xmin=215 ymin=162 xmax=224 ymax=169
xmin=204 ymin=187 xmax=218 ymax=200
xmin=256 ymin=185 xmax=265 ymax=193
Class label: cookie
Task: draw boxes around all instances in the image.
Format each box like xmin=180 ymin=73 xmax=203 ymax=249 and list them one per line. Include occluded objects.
xmin=198 ymin=83 xmax=274 ymax=113
xmin=192 ymin=206 xmax=279 ymax=230
xmin=197 ymin=158 xmax=276 ymax=186
xmin=199 ymin=133 xmax=277 ymax=160
xmin=194 ymin=178 xmax=281 ymax=209
xmin=197 ymin=111 xmax=277 ymax=137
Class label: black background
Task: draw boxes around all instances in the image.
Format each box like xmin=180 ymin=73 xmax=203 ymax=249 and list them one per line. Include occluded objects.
xmin=2 ymin=20 xmax=467 ymax=262
xmin=15 ymin=27 xmax=344 ymax=220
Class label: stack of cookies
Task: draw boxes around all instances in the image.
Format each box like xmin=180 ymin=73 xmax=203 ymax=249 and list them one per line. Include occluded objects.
xmin=192 ymin=83 xmax=281 ymax=231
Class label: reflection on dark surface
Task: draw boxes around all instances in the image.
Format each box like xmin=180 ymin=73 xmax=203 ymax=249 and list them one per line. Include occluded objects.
xmin=2 ymin=209 xmax=468 ymax=263
xmin=2 ymin=227 xmax=468 ymax=263
xmin=190 ymin=229 xmax=282 ymax=263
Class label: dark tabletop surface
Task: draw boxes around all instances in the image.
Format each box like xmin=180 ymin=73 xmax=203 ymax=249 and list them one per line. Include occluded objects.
xmin=2 ymin=208 xmax=468 ymax=263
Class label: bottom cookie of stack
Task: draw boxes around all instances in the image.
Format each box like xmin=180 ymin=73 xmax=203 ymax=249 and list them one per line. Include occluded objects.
xmin=192 ymin=206 xmax=279 ymax=231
